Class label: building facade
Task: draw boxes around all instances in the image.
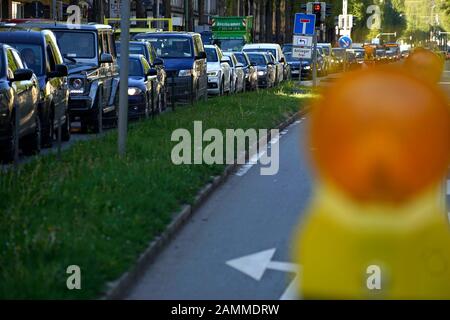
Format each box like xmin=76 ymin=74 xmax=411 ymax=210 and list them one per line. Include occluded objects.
xmin=1 ymin=0 xmax=219 ymax=31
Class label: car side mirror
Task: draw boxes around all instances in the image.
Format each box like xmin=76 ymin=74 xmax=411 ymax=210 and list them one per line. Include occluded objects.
xmin=13 ymin=69 xmax=33 ymax=82
xmin=100 ymin=53 xmax=113 ymax=64
xmin=48 ymin=64 xmax=68 ymax=78
xmin=280 ymin=57 xmax=285 ymax=63
xmin=153 ymin=58 xmax=164 ymax=66
xmin=147 ymin=68 xmax=158 ymax=77
xmin=196 ymin=51 xmax=207 ymax=60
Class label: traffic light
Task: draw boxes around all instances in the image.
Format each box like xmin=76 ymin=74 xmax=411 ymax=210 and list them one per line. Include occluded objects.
xmin=312 ymin=2 xmax=322 ymax=27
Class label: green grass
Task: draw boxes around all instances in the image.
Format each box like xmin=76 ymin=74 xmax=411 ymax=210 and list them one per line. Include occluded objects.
xmin=0 ymin=82 xmax=314 ymax=299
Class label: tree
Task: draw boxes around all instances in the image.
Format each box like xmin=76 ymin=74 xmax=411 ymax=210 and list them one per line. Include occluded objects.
xmin=275 ymin=0 xmax=281 ymax=43
xmin=285 ymin=0 xmax=293 ymax=43
xmin=265 ymin=0 xmax=273 ymax=42
xmin=163 ymin=0 xmax=172 ymax=18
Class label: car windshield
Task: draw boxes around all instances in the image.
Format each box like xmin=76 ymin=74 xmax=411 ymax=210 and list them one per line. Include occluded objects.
xmin=234 ymin=53 xmax=248 ymax=66
xmin=138 ymin=36 xmax=193 ymax=58
xmin=285 ymin=53 xmax=296 ymax=62
xmin=10 ymin=44 xmax=44 ymax=76
xmin=117 ymin=43 xmax=146 ymax=57
xmin=244 ymin=48 xmax=277 ymax=57
xmin=282 ymin=45 xmax=292 ymax=53
xmin=219 ymin=39 xmax=245 ymax=52
xmin=205 ymin=47 xmax=218 ymax=62
xmin=247 ymin=53 xmax=266 ymax=66
xmin=319 ymin=46 xmax=330 ymax=55
xmin=333 ymin=49 xmax=345 ymax=58
xmin=53 ymin=31 xmax=96 ymax=59
xmin=128 ymin=58 xmax=144 ymax=77
xmin=354 ymin=50 xmax=365 ymax=58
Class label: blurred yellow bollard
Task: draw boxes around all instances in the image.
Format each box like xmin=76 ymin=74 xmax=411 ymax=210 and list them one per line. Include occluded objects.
xmin=404 ymin=48 xmax=445 ymax=85
xmin=293 ymin=66 xmax=450 ymax=299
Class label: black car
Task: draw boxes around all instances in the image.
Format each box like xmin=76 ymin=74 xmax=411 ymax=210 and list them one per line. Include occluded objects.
xmin=23 ymin=22 xmax=120 ymax=133
xmin=121 ymin=54 xmax=159 ymax=119
xmin=133 ymin=32 xmax=208 ymax=104
xmin=246 ymin=52 xmax=276 ymax=88
xmin=0 ymin=28 xmax=70 ymax=146
xmin=285 ymin=52 xmax=323 ymax=80
xmin=116 ymin=41 xmax=167 ymax=111
xmin=233 ymin=51 xmax=258 ymax=91
xmin=0 ymin=44 xmax=40 ymax=161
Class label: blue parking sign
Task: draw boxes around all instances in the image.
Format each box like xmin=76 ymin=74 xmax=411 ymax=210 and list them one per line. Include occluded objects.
xmin=294 ymin=13 xmax=316 ymax=36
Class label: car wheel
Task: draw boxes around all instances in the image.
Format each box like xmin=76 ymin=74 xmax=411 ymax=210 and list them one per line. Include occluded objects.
xmin=1 ymin=119 xmax=16 ymax=163
xmin=91 ymin=89 xmax=103 ymax=133
xmin=61 ymin=109 xmax=71 ymax=142
xmin=157 ymin=92 xmax=163 ymax=114
xmin=22 ymin=114 xmax=41 ymax=156
xmin=41 ymin=108 xmax=54 ymax=148
xmin=220 ymin=78 xmax=224 ymax=96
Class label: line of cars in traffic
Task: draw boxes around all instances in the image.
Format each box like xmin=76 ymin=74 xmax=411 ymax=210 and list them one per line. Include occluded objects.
xmin=281 ymin=42 xmax=406 ymax=80
xmin=0 ymin=21 xmax=291 ymax=162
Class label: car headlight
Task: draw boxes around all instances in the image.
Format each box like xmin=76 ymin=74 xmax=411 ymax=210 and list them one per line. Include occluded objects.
xmin=304 ymin=65 xmax=311 ymax=70
xmin=70 ymin=78 xmax=85 ymax=94
xmin=128 ymin=87 xmax=142 ymax=96
xmin=179 ymin=69 xmax=193 ymax=77
xmin=257 ymin=70 xmax=266 ymax=76
xmin=208 ymin=71 xmax=219 ymax=77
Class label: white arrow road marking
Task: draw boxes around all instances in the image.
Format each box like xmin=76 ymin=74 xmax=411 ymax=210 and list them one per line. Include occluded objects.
xmin=226 ymin=249 xmax=301 ymax=300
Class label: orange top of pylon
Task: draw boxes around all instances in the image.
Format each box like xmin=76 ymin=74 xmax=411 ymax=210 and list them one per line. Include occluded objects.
xmin=309 ymin=67 xmax=450 ymax=203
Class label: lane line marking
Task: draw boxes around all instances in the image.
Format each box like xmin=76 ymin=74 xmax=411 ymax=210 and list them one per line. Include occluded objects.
xmin=235 ymin=119 xmax=302 ymax=177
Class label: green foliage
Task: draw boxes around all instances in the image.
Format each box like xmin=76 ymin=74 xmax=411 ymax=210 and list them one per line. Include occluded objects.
xmin=0 ymin=82 xmax=310 ymax=299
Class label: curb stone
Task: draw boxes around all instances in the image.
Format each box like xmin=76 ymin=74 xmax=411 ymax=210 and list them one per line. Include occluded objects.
xmin=103 ymin=107 xmax=309 ymax=299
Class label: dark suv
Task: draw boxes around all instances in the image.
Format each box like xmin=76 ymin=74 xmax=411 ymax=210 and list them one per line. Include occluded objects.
xmin=133 ymin=32 xmax=208 ymax=104
xmin=0 ymin=44 xmax=40 ymax=161
xmin=24 ymin=22 xmax=120 ymax=133
xmin=0 ymin=28 xmax=70 ymax=146
xmin=116 ymin=40 xmax=167 ymax=111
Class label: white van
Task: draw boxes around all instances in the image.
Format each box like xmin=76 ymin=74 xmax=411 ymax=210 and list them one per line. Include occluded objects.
xmin=242 ymin=43 xmax=286 ymax=82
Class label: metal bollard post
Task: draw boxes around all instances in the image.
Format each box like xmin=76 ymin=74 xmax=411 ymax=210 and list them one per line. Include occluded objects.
xmin=151 ymin=80 xmax=155 ymax=118
xmin=171 ymin=74 xmax=176 ymax=111
xmin=99 ymin=108 xmax=103 ymax=134
xmin=57 ymin=114 xmax=62 ymax=160
xmin=190 ymin=74 xmax=194 ymax=106
xmin=13 ymin=105 xmax=19 ymax=168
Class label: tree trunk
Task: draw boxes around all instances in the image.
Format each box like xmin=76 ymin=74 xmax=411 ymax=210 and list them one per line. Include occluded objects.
xmin=259 ymin=0 xmax=266 ymax=42
xmin=285 ymin=0 xmax=293 ymax=44
xmin=135 ymin=0 xmax=146 ymax=18
xmin=275 ymin=0 xmax=281 ymax=43
xmin=187 ymin=0 xmax=194 ymax=31
xmin=265 ymin=0 xmax=273 ymax=42
xmin=163 ymin=0 xmax=172 ymax=18
xmin=134 ymin=0 xmax=147 ymax=28
xmin=199 ymin=0 xmax=206 ymax=25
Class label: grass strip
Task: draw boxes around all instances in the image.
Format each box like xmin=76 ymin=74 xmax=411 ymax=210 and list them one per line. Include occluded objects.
xmin=0 ymin=82 xmax=314 ymax=299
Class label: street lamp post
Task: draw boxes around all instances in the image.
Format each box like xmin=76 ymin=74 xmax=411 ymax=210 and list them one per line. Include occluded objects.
xmin=118 ymin=0 xmax=130 ymax=156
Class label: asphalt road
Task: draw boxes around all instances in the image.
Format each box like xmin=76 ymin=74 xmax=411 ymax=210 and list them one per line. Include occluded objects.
xmin=127 ymin=118 xmax=313 ymax=300
xmin=127 ymin=62 xmax=450 ymax=300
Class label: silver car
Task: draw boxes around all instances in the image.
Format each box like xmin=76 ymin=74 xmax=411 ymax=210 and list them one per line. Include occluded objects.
xmin=223 ymin=52 xmax=246 ymax=93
